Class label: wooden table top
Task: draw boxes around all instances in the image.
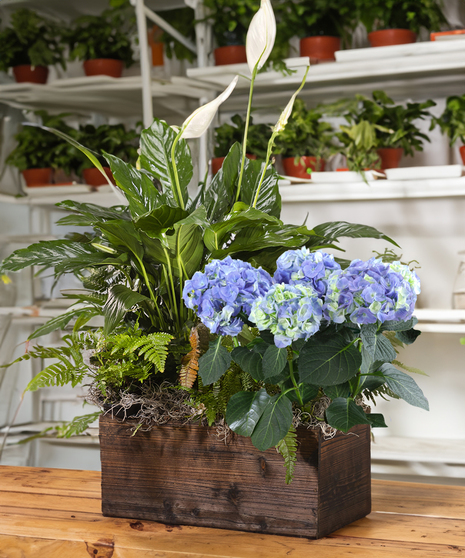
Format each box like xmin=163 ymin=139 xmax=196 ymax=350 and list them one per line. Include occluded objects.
xmin=0 ymin=466 xmax=464 ymax=557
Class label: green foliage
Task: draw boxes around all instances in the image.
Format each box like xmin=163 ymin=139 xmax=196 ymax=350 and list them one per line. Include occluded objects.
xmin=336 ymin=121 xmax=384 ymax=173
xmin=214 ymin=114 xmax=272 ymax=159
xmin=275 ymin=425 xmax=298 ymax=484
xmin=433 ymin=95 xmax=465 ymax=146
xmin=6 ymin=111 xmax=81 ymax=172
xmin=274 ymin=99 xmax=335 ymax=160
xmin=159 ymin=8 xmax=197 ymax=63
xmin=63 ymin=4 xmax=135 ymax=66
xmin=53 ymin=412 xmax=101 ymax=438
xmin=357 ymin=0 xmax=448 ymax=34
xmin=0 ymin=9 xmax=66 ymax=71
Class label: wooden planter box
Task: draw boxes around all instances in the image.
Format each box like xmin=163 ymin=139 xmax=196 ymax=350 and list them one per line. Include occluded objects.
xmin=99 ymin=415 xmax=371 ymax=538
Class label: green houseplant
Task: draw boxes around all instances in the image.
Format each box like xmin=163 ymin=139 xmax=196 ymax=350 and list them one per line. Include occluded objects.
xmin=212 ymin=113 xmax=272 ymax=173
xmin=285 ymin=0 xmax=358 ymax=62
xmin=76 ymin=123 xmax=140 ymax=185
xmin=358 ymin=0 xmax=448 ymax=47
xmin=6 ymin=111 xmax=80 ymax=186
xmin=432 ymin=95 xmax=465 ymax=165
xmin=274 ymin=98 xmax=334 ymax=177
xmin=0 ymin=9 xmax=66 ymax=84
xmin=63 ymin=3 xmax=135 ymax=78
xmin=1 ymin=0 xmax=426 ymax=538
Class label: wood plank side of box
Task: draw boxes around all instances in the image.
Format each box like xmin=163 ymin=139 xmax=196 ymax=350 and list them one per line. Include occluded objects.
xmin=99 ymin=415 xmax=371 ymax=538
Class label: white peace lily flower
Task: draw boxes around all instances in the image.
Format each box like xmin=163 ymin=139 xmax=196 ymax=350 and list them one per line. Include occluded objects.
xmin=274 ymin=93 xmax=299 ymax=133
xmin=180 ymin=76 xmax=239 ymax=139
xmin=246 ymin=0 xmax=276 ymax=74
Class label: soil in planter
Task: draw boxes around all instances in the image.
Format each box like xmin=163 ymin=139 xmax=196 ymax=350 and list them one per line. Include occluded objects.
xmin=83 ymin=59 xmax=124 ymax=78
xmin=368 ymin=29 xmax=417 ymax=47
xmin=13 ymin=65 xmax=49 ymax=84
xmin=214 ymin=46 xmax=247 ymax=66
xmin=300 ymin=36 xmax=340 ymax=63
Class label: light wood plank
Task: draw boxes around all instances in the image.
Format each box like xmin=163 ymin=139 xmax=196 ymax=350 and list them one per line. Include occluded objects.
xmin=0 ymin=490 xmax=101 ymax=514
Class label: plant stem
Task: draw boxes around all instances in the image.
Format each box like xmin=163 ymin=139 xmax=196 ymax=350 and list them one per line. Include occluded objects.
xmin=252 ymin=130 xmax=278 ymax=208
xmin=171 ymin=131 xmax=185 ymax=210
xmin=161 ymin=247 xmax=180 ymax=330
xmin=235 ymin=65 xmax=259 ymax=203
xmin=288 ymin=360 xmax=304 ymax=407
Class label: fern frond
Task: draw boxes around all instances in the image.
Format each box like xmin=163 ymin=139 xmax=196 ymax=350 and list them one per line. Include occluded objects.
xmin=383 ymin=331 xmax=403 ymax=352
xmin=112 ymin=332 xmax=173 ymax=372
xmin=392 ymin=359 xmax=427 ymax=376
xmin=179 ymin=325 xmax=209 ymax=388
xmin=275 ymin=425 xmax=298 ymax=484
xmin=363 ymin=384 xmax=400 ymax=406
xmin=55 ymin=412 xmax=102 ymax=438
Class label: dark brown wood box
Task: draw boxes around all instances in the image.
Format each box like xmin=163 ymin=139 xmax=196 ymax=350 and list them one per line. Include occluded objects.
xmin=99 ymin=415 xmax=371 ymax=538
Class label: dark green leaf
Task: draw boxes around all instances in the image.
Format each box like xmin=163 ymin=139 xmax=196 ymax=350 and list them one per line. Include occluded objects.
xmin=396 ymin=328 xmax=421 ymax=345
xmin=284 ymin=381 xmax=319 ymax=404
xmin=134 ymin=205 xmax=188 ymax=237
xmin=28 ymin=308 xmax=90 ymax=340
xmin=299 ymin=334 xmax=362 ymax=386
xmin=325 ymin=397 xmax=371 ymax=433
xmin=360 ymin=324 xmax=396 ymax=374
xmin=262 ymin=345 xmax=287 ymax=379
xmin=312 ymin=221 xmax=399 ymax=247
xmin=239 ymin=158 xmax=281 ymax=218
xmin=198 ymin=337 xmax=232 ymax=385
xmin=225 ymin=388 xmax=270 ymax=437
xmin=97 ymin=220 xmax=143 ymax=260
xmin=231 ymin=346 xmax=264 ymax=381
xmin=366 ymin=413 xmax=387 ymax=428
xmin=251 ymin=394 xmax=293 ymax=451
xmin=103 ymin=285 xmax=151 ymax=335
xmin=324 ymin=381 xmax=351 ymax=399
xmin=378 ymin=363 xmax=429 ymax=410
xmin=56 ymin=201 xmax=130 ymax=227
xmin=380 ymin=317 xmax=417 ymax=332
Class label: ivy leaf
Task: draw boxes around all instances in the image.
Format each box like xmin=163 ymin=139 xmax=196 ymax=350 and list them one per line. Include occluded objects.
xmin=198 ymin=337 xmax=232 ymax=385
xmin=225 ymin=388 xmax=270 ymax=437
xmin=325 ymin=397 xmax=371 ymax=433
xmin=298 ymin=334 xmax=361 ymax=386
xmin=251 ymin=395 xmax=293 ymax=451
xmin=262 ymin=345 xmax=287 ymax=379
xmin=378 ymin=363 xmax=429 ymax=410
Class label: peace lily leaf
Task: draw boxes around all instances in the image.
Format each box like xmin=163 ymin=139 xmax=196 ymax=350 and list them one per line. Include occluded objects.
xmin=251 ymin=394 xmax=293 ymax=451
xmin=298 ymin=334 xmax=362 ymax=386
xmin=198 ymin=337 xmax=232 ymax=385
xmin=103 ymin=285 xmax=151 ymax=335
xmin=378 ymin=363 xmax=429 ymax=410
xmin=28 ymin=308 xmax=92 ymax=340
xmin=325 ymin=397 xmax=371 ymax=433
xmin=56 ymin=201 xmax=130 ymax=227
xmin=246 ymin=0 xmax=276 ymax=73
xmin=97 ymin=221 xmax=144 ymax=261
xmin=311 ymin=221 xmax=399 ymax=248
xmin=140 ymin=119 xmax=192 ymax=208
xmin=226 ymin=388 xmax=270 ymax=437
xmin=180 ymin=76 xmax=239 ymax=139
xmin=203 ymin=143 xmax=241 ymax=222
xmin=134 ymin=206 xmax=189 ymax=237
xmin=105 ymin=153 xmax=165 ymax=217
xmin=367 ymin=413 xmax=388 ymax=428
xmin=231 ymin=346 xmax=264 ymax=382
xmin=262 ymin=345 xmax=287 ymax=379
xmin=239 ymin=158 xmax=281 ymax=218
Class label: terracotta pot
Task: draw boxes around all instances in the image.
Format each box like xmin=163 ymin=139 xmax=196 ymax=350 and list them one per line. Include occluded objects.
xmin=13 ymin=65 xmax=49 ymax=84
xmin=22 ymin=168 xmax=53 ymax=187
xmin=214 ymin=46 xmax=247 ymax=66
xmin=151 ymin=43 xmax=164 ymax=67
xmin=83 ymin=59 xmax=124 ymax=78
xmin=211 ymin=154 xmax=257 ymax=175
xmin=282 ymin=156 xmax=325 ymax=179
xmin=83 ymin=167 xmax=115 ymax=186
xmin=460 ymin=146 xmax=465 ymax=165
xmin=299 ymin=36 xmax=340 ymax=63
xmin=377 ymin=148 xmax=403 ymax=169
xmin=368 ymin=29 xmax=417 ymax=48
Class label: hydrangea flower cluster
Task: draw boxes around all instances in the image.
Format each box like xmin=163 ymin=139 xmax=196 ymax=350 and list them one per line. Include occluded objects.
xmin=274 ymin=248 xmax=340 ymax=296
xmin=248 ymin=283 xmax=323 ymax=348
xmin=182 ymin=256 xmax=273 ymax=336
xmin=325 ymin=257 xmax=420 ymax=325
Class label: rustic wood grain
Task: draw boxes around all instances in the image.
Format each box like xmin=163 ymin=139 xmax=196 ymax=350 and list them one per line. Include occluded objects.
xmin=99 ymin=417 xmax=371 ymax=538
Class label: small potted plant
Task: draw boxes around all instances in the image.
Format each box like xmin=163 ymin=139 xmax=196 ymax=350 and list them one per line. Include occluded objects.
xmin=432 ymin=95 xmax=465 ymax=165
xmin=6 ymin=111 xmax=78 ymax=186
xmin=158 ymin=7 xmax=197 ymax=67
xmin=212 ymin=114 xmax=272 ymax=174
xmin=274 ymin=99 xmax=334 ymax=178
xmin=359 ymin=0 xmax=448 ymax=47
xmin=0 ymin=0 xmax=426 ymax=538
xmin=63 ymin=3 xmax=135 ymax=78
xmin=344 ymin=91 xmax=436 ymax=169
xmin=336 ymin=120 xmax=384 ymax=174
xmin=0 ymin=9 xmax=66 ymax=84
xmin=286 ymin=0 xmax=358 ymax=63
xmin=77 ymin=122 xmax=140 ymax=185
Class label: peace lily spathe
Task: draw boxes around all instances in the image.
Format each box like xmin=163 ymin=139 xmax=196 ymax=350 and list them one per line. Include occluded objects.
xmin=246 ymin=0 xmax=276 ymax=73
xmin=180 ymin=76 xmax=239 ymax=139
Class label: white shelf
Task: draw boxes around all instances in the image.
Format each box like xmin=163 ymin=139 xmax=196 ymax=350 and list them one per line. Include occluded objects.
xmin=187 ymin=41 xmax=465 ymax=107
xmin=414 ymin=309 xmax=465 ymax=334
xmin=371 ymin=436 xmax=465 ymax=465
xmin=279 ymin=175 xmax=465 ymax=203
xmin=0 ymin=75 xmax=210 ymax=119
xmin=0 ymin=184 xmax=120 ymax=207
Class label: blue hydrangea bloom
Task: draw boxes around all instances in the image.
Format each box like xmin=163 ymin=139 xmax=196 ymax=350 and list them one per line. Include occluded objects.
xmin=248 ymin=283 xmax=323 ymax=348
xmin=182 ymin=256 xmax=273 ymax=336
xmin=274 ymin=248 xmax=340 ymax=297
xmin=325 ymin=257 xmax=420 ymax=326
